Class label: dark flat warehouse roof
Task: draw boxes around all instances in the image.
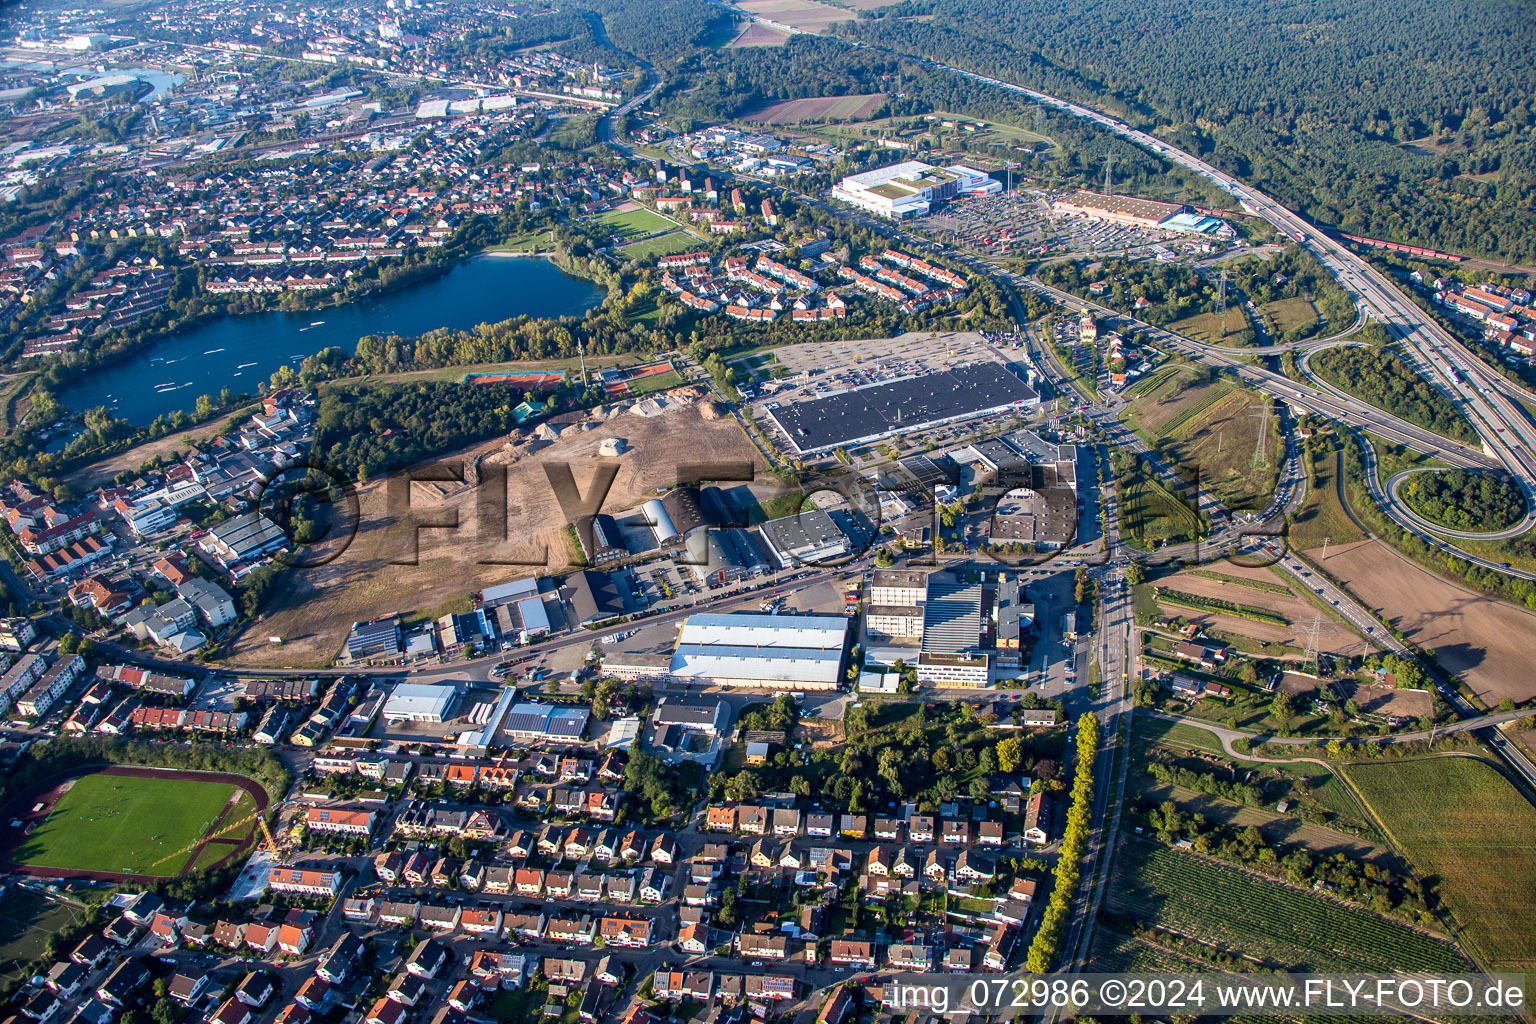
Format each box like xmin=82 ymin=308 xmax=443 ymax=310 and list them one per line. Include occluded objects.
xmin=767 ymin=363 xmax=1039 ymax=454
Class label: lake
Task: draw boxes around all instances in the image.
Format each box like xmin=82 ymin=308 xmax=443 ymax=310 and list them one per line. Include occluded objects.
xmin=57 ymin=255 xmax=604 ymax=424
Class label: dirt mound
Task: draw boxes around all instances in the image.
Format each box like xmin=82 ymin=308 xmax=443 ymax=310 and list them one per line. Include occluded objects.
xmin=699 ymin=400 xmax=726 ymax=420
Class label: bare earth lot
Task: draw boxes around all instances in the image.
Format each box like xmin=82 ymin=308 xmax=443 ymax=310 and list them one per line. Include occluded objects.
xmin=736 ymin=0 xmax=853 ymax=32
xmin=227 ymin=400 xmax=764 ymax=667
xmin=746 ymin=94 xmax=886 ymax=123
xmin=728 ymin=22 xmax=789 ymax=47
xmin=1162 ymin=563 xmax=1370 ymax=656
xmin=1317 ymin=539 xmax=1536 ymax=703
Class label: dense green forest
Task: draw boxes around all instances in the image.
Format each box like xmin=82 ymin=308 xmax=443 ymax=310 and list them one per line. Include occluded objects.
xmin=1311 ymin=345 xmax=1477 ymax=444
xmin=1400 ymin=470 xmax=1526 ymax=533
xmin=836 ymin=0 xmax=1536 ymax=262
xmin=646 ymin=35 xmax=1217 ymax=203
xmin=311 ymin=382 xmax=526 ymax=482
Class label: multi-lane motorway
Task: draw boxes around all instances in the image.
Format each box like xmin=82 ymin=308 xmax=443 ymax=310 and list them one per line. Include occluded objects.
xmin=925 ymin=57 xmax=1536 ymax=490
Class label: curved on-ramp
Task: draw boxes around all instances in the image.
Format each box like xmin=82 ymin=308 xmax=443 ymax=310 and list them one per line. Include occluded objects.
xmin=1386 ymin=466 xmax=1536 ymax=541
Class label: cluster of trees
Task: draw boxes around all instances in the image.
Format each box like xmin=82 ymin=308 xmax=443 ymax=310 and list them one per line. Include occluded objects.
xmin=1338 ymin=440 xmax=1536 ymax=609
xmin=1040 ymin=258 xmax=1221 ymax=330
xmin=309 ymin=381 xmax=537 ymax=482
xmin=710 ymin=700 xmax=1063 ymax=813
xmin=1311 ymin=343 xmax=1477 ymax=444
xmin=1223 ymin=246 xmax=1355 ymax=340
xmin=1145 ymin=759 xmax=1264 ymax=807
xmin=623 ymin=750 xmax=704 ymax=823
xmin=1024 ymin=712 xmax=1099 ymax=972
xmin=838 ymin=0 xmax=1536 ymax=262
xmin=1400 ymin=469 xmax=1526 ymax=532
xmin=1144 ymin=800 xmax=1436 ymax=926
xmin=576 ymin=0 xmax=735 ymax=65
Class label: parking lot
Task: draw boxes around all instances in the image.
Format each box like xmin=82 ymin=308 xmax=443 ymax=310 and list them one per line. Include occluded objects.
xmin=919 ymin=186 xmax=1219 ymax=259
xmin=761 ymin=330 xmax=1003 ymax=405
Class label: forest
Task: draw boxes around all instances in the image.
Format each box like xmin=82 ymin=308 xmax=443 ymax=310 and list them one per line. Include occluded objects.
xmin=836 ymin=0 xmax=1536 ymax=262
xmin=1310 ymin=344 xmax=1477 ymax=444
xmin=309 ymin=381 xmax=530 ymax=482
xmin=648 ymin=34 xmax=1217 ymax=205
xmin=1399 ymin=469 xmax=1527 ymax=533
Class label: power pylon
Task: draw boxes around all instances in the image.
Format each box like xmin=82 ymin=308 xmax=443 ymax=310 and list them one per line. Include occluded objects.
xmin=1215 ymin=267 xmax=1229 ymax=316
xmin=1103 ymin=154 xmax=1114 ymax=194
xmin=1249 ymin=401 xmax=1271 ymax=469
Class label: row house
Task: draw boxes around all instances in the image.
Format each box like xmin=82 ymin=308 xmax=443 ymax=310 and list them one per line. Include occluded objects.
xmin=304 ymin=806 xmax=375 ymax=836
xmin=268 ymin=866 xmax=341 ymax=898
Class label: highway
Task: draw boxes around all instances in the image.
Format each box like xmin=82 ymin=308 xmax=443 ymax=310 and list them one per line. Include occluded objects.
xmin=919 ymin=58 xmax=1536 ymax=502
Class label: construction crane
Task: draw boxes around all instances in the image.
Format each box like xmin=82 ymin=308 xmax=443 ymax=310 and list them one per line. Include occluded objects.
xmin=146 ymin=810 xmax=287 ymax=871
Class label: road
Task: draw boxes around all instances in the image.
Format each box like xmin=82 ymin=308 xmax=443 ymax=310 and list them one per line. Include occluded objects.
xmin=922 ymin=56 xmax=1536 ymax=519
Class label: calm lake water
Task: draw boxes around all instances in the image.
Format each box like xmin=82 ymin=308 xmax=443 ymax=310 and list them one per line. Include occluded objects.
xmin=58 ymin=255 xmax=603 ymax=424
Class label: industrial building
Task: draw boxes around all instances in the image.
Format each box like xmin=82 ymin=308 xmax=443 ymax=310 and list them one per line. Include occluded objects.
xmin=500 ymin=702 xmax=590 ymax=743
xmin=764 ymin=363 xmax=1039 ymax=455
xmin=681 ymin=526 xmax=770 ymax=586
xmin=652 ymin=696 xmax=728 ymax=735
xmin=757 ymin=507 xmax=851 ymax=567
xmin=479 ymin=578 xmax=552 ymax=643
xmin=867 ymin=568 xmax=929 ymax=640
xmin=667 ymin=613 xmax=849 ymax=690
xmin=346 ymin=618 xmax=404 ymax=662
xmin=1052 ymin=190 xmax=1230 ymax=235
xmin=832 ymin=160 xmax=1000 ymax=220
xmin=572 ymin=513 xmax=628 ymax=565
xmin=205 ymin=512 xmax=286 ymax=563
xmin=994 ymin=577 xmax=1035 ymax=669
xmin=562 ymin=570 xmax=636 ymax=626
xmin=383 ymin=683 xmax=458 ymax=723
xmin=989 ymin=485 xmax=1078 ymax=550
xmin=917 ymin=572 xmax=988 ymax=688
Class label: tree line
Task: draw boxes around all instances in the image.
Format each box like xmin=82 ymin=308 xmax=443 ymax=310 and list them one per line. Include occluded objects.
xmin=836 ymin=0 xmax=1536 ymax=262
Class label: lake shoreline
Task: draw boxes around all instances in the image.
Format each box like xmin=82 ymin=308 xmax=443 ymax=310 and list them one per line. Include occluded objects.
xmin=56 ymin=254 xmax=605 ymax=425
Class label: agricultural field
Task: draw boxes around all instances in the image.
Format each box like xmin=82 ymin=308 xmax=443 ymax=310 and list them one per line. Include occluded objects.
xmin=13 ymin=773 xmax=238 ymax=877
xmin=1155 ymin=563 xmax=1370 ymax=656
xmin=735 ymin=0 xmax=853 ymax=32
xmin=594 ymin=204 xmax=677 ymax=240
xmin=1288 ymin=441 xmax=1365 ymax=550
xmin=745 ymin=93 xmax=885 ymax=124
xmin=1316 ymin=539 xmax=1536 ymax=704
xmin=1116 ymin=454 xmax=1202 ymax=549
xmin=1168 ymin=308 xmax=1255 ymax=346
xmin=1107 ymin=842 xmax=1468 ymax=973
xmin=1342 ymin=757 xmax=1536 ymax=970
xmin=1087 ymin=929 xmax=1194 ymax=972
xmin=1256 ymin=296 xmax=1320 ymax=337
xmin=727 ymin=22 xmax=789 ymax=46
xmin=616 ymin=231 xmax=701 ymax=259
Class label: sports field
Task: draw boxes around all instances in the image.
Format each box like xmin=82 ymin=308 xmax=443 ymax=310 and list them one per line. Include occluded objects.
xmin=1343 ymin=757 xmax=1536 ymax=969
xmin=595 ymin=205 xmax=677 ymax=240
xmin=617 ymin=230 xmax=701 ymax=259
xmin=12 ymin=773 xmax=237 ymax=877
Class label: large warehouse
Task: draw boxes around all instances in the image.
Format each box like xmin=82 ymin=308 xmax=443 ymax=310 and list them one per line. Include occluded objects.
xmin=1052 ymin=190 xmax=1229 ymax=235
xmin=764 ymin=363 xmax=1040 ymax=455
xmin=668 ymin=612 xmax=849 ymax=690
xmin=383 ymin=683 xmax=457 ymax=723
xmin=832 ymin=160 xmax=1001 ymax=219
